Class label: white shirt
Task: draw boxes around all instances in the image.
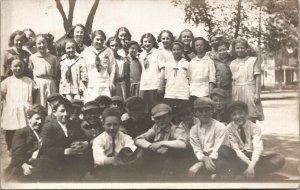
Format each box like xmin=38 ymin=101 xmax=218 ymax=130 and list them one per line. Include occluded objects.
xmin=92 ymin=131 xmax=137 ymax=166
xmin=164 ymin=58 xmax=190 ymax=100
xmin=188 ymin=54 xmax=216 ymax=97
xmin=138 ymin=48 xmax=164 ymax=90
xmin=227 ymin=120 xmax=263 ymax=164
xmin=57 ymin=121 xmax=68 ymax=137
xmin=189 ymin=119 xmax=228 ymax=161
xmin=80 ymin=46 xmax=116 ymax=88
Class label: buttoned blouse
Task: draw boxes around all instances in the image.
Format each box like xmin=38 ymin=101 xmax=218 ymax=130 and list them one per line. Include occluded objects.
xmin=138 ymin=48 xmax=164 ymax=90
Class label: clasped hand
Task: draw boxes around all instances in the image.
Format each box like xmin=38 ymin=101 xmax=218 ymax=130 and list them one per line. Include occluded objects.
xmin=148 ymin=142 xmax=168 ymax=154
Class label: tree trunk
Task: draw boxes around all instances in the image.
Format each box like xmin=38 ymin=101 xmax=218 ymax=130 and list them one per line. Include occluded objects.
xmin=85 ymin=0 xmax=101 ymax=34
xmin=234 ymin=0 xmax=242 ymax=38
xmin=68 ymin=0 xmax=77 ymax=28
xmin=54 ymin=0 xmax=72 ymax=32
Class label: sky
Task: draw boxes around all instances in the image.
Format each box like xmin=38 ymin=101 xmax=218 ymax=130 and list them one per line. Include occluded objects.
xmin=1 ymin=0 xmax=208 ymax=51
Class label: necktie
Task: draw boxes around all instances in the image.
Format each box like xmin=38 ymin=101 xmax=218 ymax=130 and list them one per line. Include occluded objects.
xmin=143 ymin=57 xmax=149 ymax=69
xmin=111 ymin=136 xmax=116 ymax=156
xmin=238 ymin=126 xmax=246 ymax=144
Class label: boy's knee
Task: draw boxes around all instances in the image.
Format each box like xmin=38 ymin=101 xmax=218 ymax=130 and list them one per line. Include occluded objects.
xmin=218 ymin=145 xmax=236 ymax=159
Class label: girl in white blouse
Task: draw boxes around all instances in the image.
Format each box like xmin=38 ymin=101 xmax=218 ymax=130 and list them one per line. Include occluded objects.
xmin=188 ymin=37 xmax=216 ymax=101
xmin=80 ymin=30 xmax=116 ymax=103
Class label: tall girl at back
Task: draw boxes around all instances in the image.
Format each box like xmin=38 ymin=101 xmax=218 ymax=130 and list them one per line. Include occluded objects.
xmin=59 ymin=39 xmax=85 ymax=100
xmin=1 ymin=58 xmax=37 ymax=151
xmin=230 ymin=38 xmax=264 ymax=121
xmin=164 ymin=41 xmax=190 ymax=111
xmin=29 ymin=34 xmax=60 ymax=109
xmin=2 ymin=31 xmax=33 ymax=80
xmin=188 ymin=37 xmax=216 ymax=101
xmin=23 ymin=28 xmax=38 ymax=55
xmin=139 ymin=33 xmax=164 ymax=113
xmin=157 ymin=30 xmax=174 ymax=63
xmin=178 ymin=29 xmax=196 ymax=61
xmin=106 ymin=36 xmax=130 ymax=100
xmin=80 ymin=30 xmax=116 ymax=103
xmin=115 ymin=27 xmax=132 ymax=57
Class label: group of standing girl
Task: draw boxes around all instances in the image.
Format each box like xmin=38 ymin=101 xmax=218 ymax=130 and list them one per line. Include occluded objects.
xmin=1 ymin=25 xmax=264 ymax=151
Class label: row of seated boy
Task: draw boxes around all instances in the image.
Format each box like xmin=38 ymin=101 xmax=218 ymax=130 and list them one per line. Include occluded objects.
xmin=4 ymin=88 xmax=285 ymax=182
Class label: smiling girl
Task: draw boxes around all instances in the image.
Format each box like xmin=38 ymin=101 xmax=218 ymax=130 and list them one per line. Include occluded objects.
xmin=164 ymin=41 xmax=190 ymax=110
xmin=229 ymin=38 xmax=264 ymax=122
xmin=178 ymin=29 xmax=196 ymax=61
xmin=28 ymin=34 xmax=60 ymax=109
xmin=1 ymin=58 xmax=37 ymax=151
xmin=2 ymin=31 xmax=33 ymax=80
xmin=138 ymin=33 xmax=164 ymax=113
xmin=80 ymin=30 xmax=116 ymax=103
xmin=59 ymin=39 xmax=85 ymax=100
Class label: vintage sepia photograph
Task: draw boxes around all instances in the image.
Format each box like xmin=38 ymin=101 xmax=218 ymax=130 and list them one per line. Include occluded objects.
xmin=0 ymin=0 xmax=299 ymax=189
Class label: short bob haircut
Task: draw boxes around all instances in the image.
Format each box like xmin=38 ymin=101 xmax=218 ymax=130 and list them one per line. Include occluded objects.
xmin=91 ymin=30 xmax=107 ymax=41
xmin=102 ymin=107 xmax=122 ymax=123
xmin=140 ymin=33 xmax=158 ymax=49
xmin=178 ymin=29 xmax=194 ymax=43
xmin=213 ymin=40 xmax=230 ymax=52
xmin=105 ymin=36 xmax=122 ymax=49
xmin=157 ymin=30 xmax=175 ymax=43
xmin=66 ymin=24 xmax=92 ymax=46
xmin=115 ymin=27 xmax=132 ymax=41
xmin=124 ymin=40 xmax=141 ymax=55
xmin=170 ymin=40 xmax=185 ymax=51
xmin=27 ymin=104 xmax=47 ymax=119
xmin=231 ymin=37 xmax=257 ymax=57
xmin=8 ymin=31 xmax=28 ymax=47
xmin=52 ymin=98 xmax=72 ymax=112
xmin=8 ymin=57 xmax=25 ymax=68
xmin=61 ymin=38 xmax=79 ymax=55
xmin=192 ymin=37 xmax=211 ymax=53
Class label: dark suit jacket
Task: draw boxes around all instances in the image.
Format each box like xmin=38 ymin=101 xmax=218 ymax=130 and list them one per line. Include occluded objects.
xmin=10 ymin=126 xmax=39 ymax=168
xmin=39 ymin=119 xmax=92 ymax=181
xmin=4 ymin=126 xmax=40 ymax=181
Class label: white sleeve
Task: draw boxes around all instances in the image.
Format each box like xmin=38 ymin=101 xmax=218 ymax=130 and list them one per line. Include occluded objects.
xmin=92 ymin=136 xmax=107 ymax=166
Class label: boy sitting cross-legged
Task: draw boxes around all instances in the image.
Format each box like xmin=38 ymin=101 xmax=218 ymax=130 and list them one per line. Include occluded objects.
xmin=91 ymin=107 xmax=141 ymax=181
xmin=134 ymin=103 xmax=188 ymax=181
xmin=227 ymin=101 xmax=285 ymax=180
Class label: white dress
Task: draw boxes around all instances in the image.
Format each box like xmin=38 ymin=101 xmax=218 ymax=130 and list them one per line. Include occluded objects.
xmin=230 ymin=56 xmax=264 ymax=121
xmin=81 ymin=46 xmax=116 ymax=103
xmin=188 ymin=54 xmax=216 ymax=97
xmin=1 ymin=76 xmax=37 ymax=130
xmin=164 ymin=58 xmax=190 ymax=100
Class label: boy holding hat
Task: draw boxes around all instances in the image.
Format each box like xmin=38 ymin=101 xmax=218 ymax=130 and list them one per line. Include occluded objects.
xmin=210 ymin=88 xmax=230 ymax=124
xmin=189 ymin=97 xmax=233 ymax=179
xmin=122 ymin=96 xmax=154 ymax=138
xmin=227 ymin=101 xmax=285 ymax=180
xmin=91 ymin=107 xmax=139 ymax=181
xmin=135 ymin=103 xmax=188 ymax=180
